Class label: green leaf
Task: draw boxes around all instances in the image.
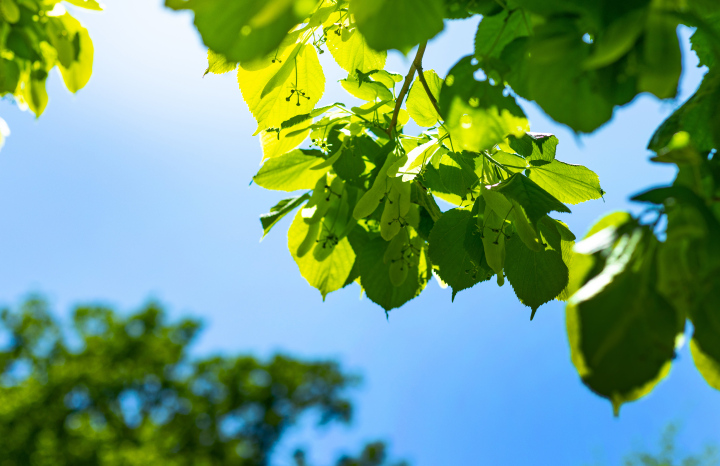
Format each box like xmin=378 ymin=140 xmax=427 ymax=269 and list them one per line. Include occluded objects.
xmin=406 ymin=70 xmax=443 ymax=127
xmin=505 ymin=232 xmax=568 ymax=319
xmin=502 ymin=20 xmax=619 ymax=133
xmin=562 ymin=211 xmax=632 ymax=302
xmin=253 ymin=149 xmax=326 ymax=191
xmin=689 ymin=284 xmax=720 ymax=392
xmin=354 ymin=234 xmax=430 ymax=311
xmin=527 ymin=160 xmax=604 ymax=205
xmin=410 ymin=181 xmax=442 ymax=222
xmin=638 ymin=8 xmax=681 ymax=99
xmin=205 ymin=49 xmax=237 ymax=75
xmin=491 ymin=151 xmax=527 ymax=173
xmin=690 ymin=10 xmax=720 ymax=69
xmin=494 ymin=173 xmax=570 ymax=225
xmin=0 ymin=0 xmax=20 ymax=22
xmin=260 ymin=118 xmax=313 ymax=161
xmin=352 ymin=0 xmax=445 ymax=53
xmin=166 ymin=0 xmax=316 ymax=63
xmin=326 ymin=18 xmax=387 ymax=74
xmin=238 ymin=43 xmax=325 ymax=132
xmin=421 ymin=151 xmax=480 ymax=206
xmin=429 ymin=208 xmax=492 ymax=300
xmin=567 ymin=223 xmax=682 ymax=415
xmin=507 ymin=132 xmax=558 ymax=162
xmin=0 ymin=58 xmax=20 ymax=94
xmin=649 ymin=70 xmax=720 ymax=153
xmin=474 ymin=9 xmax=530 ymax=61
xmin=57 ymin=14 xmax=94 ymax=94
xmin=481 ymin=204 xmax=506 ymax=285
xmin=63 ymin=0 xmax=103 ymax=10
xmin=583 ymin=9 xmax=645 ymax=69
xmin=692 ymin=338 xmax=720 ymax=393
xmin=288 ymin=210 xmax=356 ymax=300
xmin=24 ymin=72 xmax=48 ymax=117
xmin=399 ymin=139 xmax=444 ymax=181
xmin=260 ymin=194 xmax=310 ymax=238
xmin=440 ymin=56 xmax=528 ymax=153
xmin=340 ymin=76 xmax=392 ymax=102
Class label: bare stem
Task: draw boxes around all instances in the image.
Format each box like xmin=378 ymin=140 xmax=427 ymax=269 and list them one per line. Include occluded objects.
xmin=387 ymin=42 xmax=427 ymax=136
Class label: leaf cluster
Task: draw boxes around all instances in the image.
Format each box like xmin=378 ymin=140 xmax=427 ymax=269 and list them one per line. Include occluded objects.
xmin=172 ymin=0 xmax=720 ymax=413
xmin=188 ymin=0 xmax=604 ymax=315
xmin=0 ymin=0 xmax=95 ymax=123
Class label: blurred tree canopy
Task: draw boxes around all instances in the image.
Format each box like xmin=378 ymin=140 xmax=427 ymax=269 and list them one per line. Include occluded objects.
xmin=0 ymin=297 xmax=406 ymax=466
xmin=623 ymin=425 xmax=719 ymax=466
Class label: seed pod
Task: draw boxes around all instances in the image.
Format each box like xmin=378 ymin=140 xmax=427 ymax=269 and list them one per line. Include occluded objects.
xmin=353 ymin=144 xmax=397 ymax=220
xmin=297 ymin=220 xmax=321 ymax=258
xmin=510 ymin=200 xmax=543 ymax=252
xmin=384 ymin=233 xmax=406 ymax=264
xmin=482 ymin=205 xmax=506 ymax=286
xmin=389 ymin=259 xmax=409 ymax=287
xmin=313 ymin=236 xmax=336 ymax=262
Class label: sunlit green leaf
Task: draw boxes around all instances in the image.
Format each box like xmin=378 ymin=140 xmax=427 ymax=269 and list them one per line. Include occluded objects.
xmin=260 ymin=193 xmax=310 ymax=238
xmin=440 ymin=56 xmax=528 ymax=153
xmin=406 ymin=70 xmax=443 ymax=127
xmin=288 ymin=209 xmax=356 ymax=300
xmin=528 ymin=160 xmax=603 ymax=205
xmin=326 ymin=16 xmax=387 ymax=74
xmin=238 ymin=43 xmax=325 ymax=132
xmin=253 ymin=149 xmax=326 ymax=191
xmin=340 ymin=76 xmax=392 ymax=101
xmin=64 ymin=0 xmax=103 ymax=10
xmin=205 ymin=49 xmax=237 ymax=75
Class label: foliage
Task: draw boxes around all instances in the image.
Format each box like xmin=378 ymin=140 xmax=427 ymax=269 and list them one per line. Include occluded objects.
xmin=623 ymin=424 xmax=719 ymax=466
xmin=0 ymin=0 xmax=96 ymax=148
xmin=0 ymin=297 xmax=404 ymax=466
xmin=294 ymin=442 xmax=408 ymax=466
xmin=167 ymin=0 xmax=720 ymax=413
xmin=171 ymin=0 xmax=604 ymax=317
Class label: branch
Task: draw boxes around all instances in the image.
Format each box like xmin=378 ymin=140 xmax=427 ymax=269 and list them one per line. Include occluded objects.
xmin=387 ymin=42 xmax=427 ymax=136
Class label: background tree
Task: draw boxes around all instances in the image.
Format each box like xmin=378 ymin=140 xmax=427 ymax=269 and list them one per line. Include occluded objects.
xmin=623 ymin=425 xmax=719 ymax=466
xmin=0 ymin=297 xmax=405 ymax=466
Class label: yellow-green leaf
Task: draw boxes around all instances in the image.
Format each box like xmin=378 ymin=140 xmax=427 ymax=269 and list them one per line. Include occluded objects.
xmin=253 ymin=149 xmax=325 ymax=191
xmin=58 ymin=14 xmax=94 ymax=93
xmin=406 ymin=69 xmax=443 ymax=127
xmin=238 ymin=43 xmax=325 ymax=133
xmin=289 ymin=209 xmax=356 ymax=300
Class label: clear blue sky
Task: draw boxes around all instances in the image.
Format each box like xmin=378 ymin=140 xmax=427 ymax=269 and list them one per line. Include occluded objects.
xmin=0 ymin=1 xmax=718 ymax=464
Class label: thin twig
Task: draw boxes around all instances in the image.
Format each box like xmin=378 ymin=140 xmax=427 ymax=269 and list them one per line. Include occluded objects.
xmin=387 ymin=42 xmax=427 ymax=135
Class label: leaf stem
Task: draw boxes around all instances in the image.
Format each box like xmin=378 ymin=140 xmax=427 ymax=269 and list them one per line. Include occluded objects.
xmin=330 ymin=103 xmax=386 ymax=133
xmin=387 ymin=42 xmax=427 ymax=135
xmin=482 ymin=152 xmax=513 ymax=175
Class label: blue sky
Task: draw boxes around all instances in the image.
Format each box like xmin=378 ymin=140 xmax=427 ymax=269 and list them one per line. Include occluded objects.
xmin=0 ymin=1 xmax=718 ymax=464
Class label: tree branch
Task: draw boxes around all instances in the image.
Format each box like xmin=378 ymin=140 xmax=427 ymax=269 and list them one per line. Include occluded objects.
xmin=387 ymin=42 xmax=427 ymax=136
